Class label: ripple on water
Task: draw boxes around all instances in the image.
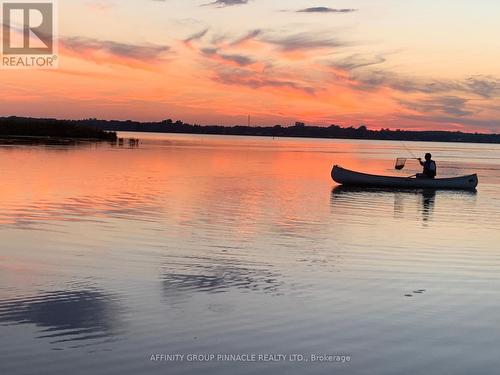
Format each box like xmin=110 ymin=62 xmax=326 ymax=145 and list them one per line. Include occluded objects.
xmin=0 ymin=192 xmax=164 ymax=230
xmin=161 ymin=254 xmax=284 ymax=304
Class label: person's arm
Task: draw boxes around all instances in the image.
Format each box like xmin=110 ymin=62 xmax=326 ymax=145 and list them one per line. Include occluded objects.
xmin=418 ymin=158 xmax=424 ymax=166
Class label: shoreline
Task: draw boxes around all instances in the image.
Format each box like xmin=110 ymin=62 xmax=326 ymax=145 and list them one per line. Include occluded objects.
xmin=114 ymin=129 xmax=500 ymax=145
xmin=2 ymin=116 xmax=500 ymax=145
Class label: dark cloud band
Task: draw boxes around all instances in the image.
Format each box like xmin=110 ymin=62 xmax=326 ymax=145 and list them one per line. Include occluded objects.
xmin=297 ymin=7 xmax=357 ymax=13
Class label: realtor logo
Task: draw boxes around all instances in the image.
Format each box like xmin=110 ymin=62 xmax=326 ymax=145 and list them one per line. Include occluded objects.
xmin=1 ymin=0 xmax=58 ymax=68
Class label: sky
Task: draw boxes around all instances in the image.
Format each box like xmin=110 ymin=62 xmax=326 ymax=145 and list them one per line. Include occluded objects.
xmin=1 ymin=0 xmax=500 ymax=131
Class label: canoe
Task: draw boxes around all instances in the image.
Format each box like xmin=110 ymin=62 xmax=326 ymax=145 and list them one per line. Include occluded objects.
xmin=331 ymin=165 xmax=478 ymax=190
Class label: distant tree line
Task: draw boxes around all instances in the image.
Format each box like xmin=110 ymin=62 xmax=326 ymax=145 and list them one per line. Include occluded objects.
xmin=0 ymin=117 xmax=117 ymax=141
xmin=86 ymin=118 xmax=500 ymax=144
xmin=2 ymin=116 xmax=500 ymax=144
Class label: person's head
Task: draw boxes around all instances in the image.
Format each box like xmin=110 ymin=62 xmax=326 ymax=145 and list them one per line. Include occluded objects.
xmin=425 ymin=153 xmax=432 ymax=161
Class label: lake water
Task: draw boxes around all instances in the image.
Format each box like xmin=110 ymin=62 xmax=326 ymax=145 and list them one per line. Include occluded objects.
xmin=1 ymin=133 xmax=500 ymax=375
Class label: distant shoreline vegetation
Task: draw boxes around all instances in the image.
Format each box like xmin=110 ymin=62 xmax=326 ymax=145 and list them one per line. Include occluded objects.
xmin=0 ymin=117 xmax=117 ymax=143
xmin=1 ymin=116 xmax=500 ymax=144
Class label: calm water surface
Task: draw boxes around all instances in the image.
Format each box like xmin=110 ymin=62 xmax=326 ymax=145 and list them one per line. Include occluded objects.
xmin=1 ymin=134 xmax=500 ymax=375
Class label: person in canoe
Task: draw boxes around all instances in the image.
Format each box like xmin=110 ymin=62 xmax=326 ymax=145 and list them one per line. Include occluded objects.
xmin=417 ymin=153 xmax=437 ymax=179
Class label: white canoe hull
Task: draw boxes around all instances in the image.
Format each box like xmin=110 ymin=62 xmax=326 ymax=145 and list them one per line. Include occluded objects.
xmin=331 ymin=166 xmax=478 ymax=190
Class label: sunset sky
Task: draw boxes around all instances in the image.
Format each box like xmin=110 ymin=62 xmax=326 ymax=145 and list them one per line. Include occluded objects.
xmin=2 ymin=0 xmax=500 ymax=131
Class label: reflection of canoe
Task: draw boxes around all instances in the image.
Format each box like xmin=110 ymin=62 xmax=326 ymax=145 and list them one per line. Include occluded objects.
xmin=331 ymin=166 xmax=478 ymax=190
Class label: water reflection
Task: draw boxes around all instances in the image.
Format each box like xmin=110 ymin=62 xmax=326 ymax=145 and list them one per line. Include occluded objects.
xmin=330 ymin=186 xmax=477 ymax=225
xmin=0 ymin=289 xmax=123 ymax=345
xmin=0 ymin=138 xmax=112 ymax=148
xmin=420 ymin=190 xmax=436 ymax=223
xmin=0 ymin=136 xmax=498 ymax=375
xmin=162 ymin=256 xmax=283 ymax=301
xmin=0 ymin=192 xmax=163 ymax=229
